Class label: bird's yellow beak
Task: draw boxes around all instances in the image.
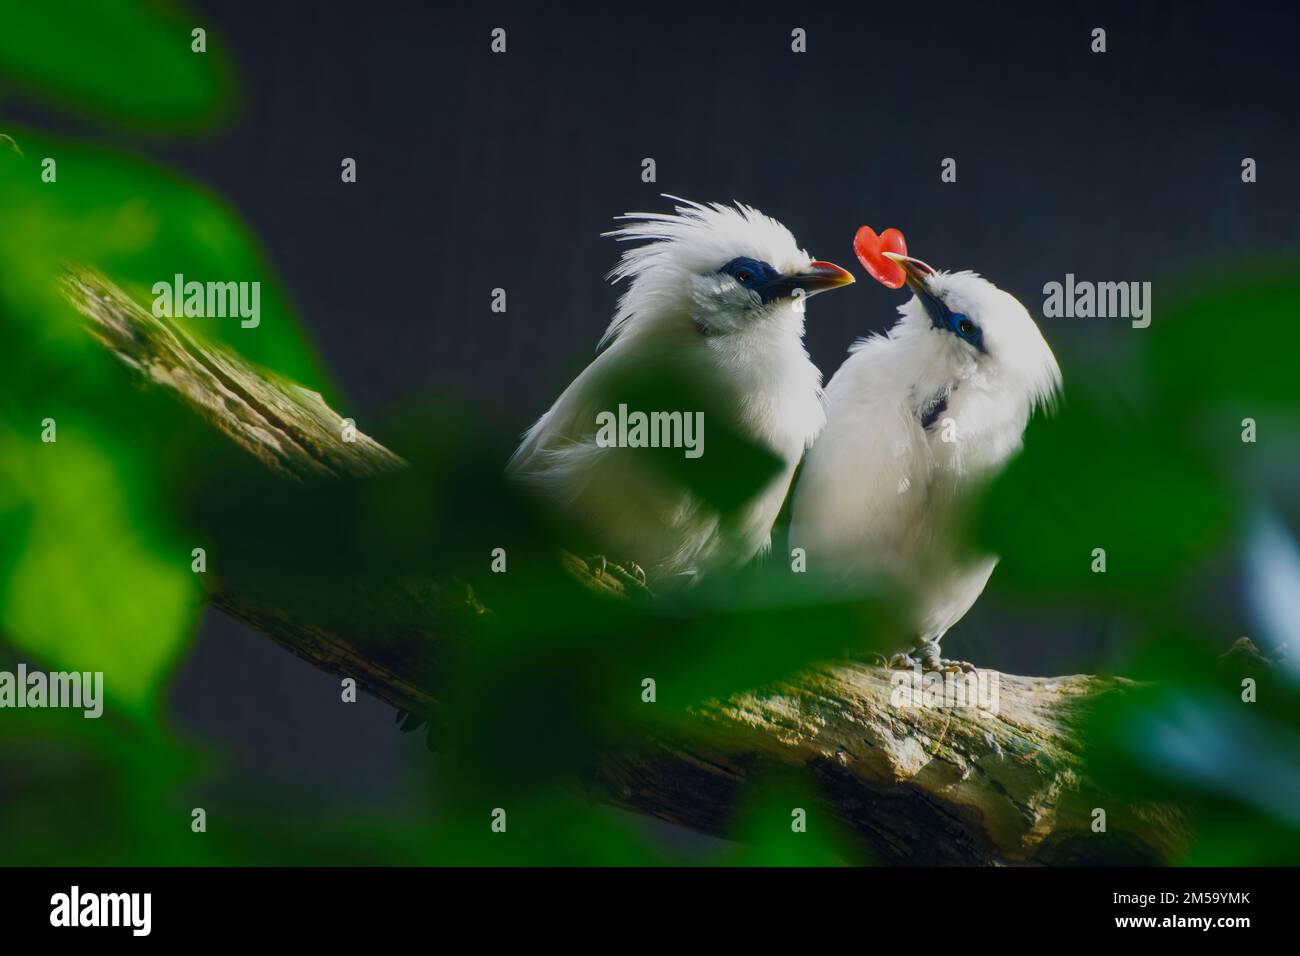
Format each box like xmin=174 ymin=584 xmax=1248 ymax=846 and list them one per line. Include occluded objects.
xmin=792 ymin=260 xmax=856 ymax=296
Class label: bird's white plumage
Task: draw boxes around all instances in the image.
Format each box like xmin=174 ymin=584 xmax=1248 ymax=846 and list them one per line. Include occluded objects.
xmin=791 ymin=268 xmax=1060 ymax=656
xmin=510 ymin=198 xmax=830 ymax=580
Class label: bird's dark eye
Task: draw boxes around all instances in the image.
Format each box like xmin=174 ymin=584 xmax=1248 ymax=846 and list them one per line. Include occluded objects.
xmin=957 ymin=316 xmax=975 ymax=336
xmin=720 ymin=257 xmax=776 ymax=292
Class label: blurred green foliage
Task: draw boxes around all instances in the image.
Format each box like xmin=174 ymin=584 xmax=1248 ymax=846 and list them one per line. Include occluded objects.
xmin=0 ymin=0 xmax=234 ymax=132
xmin=980 ymin=393 xmax=1235 ymax=601
xmin=977 ymin=270 xmax=1300 ymax=866
xmin=1083 ymin=631 xmax=1300 ymax=866
xmin=0 ymin=427 xmax=196 ymax=720
xmin=723 ymin=772 xmax=861 ymax=866
xmin=1 ymin=0 xmax=351 ymax=863
xmin=0 ymin=0 xmax=327 ymax=735
xmin=0 ymin=129 xmax=327 ymax=387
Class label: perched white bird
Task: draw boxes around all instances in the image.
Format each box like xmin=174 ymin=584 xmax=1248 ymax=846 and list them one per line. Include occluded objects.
xmin=790 ymin=252 xmax=1060 ymax=669
xmin=509 ymin=197 xmax=854 ymax=583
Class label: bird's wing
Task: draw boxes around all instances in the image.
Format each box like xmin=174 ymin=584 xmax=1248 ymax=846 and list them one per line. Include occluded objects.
xmin=508 ymin=336 xmax=727 ymax=574
xmin=508 ymin=333 xmax=703 ymax=515
xmin=509 ymin=323 xmax=716 ymax=488
xmin=508 ymin=349 xmax=615 ymax=486
xmin=789 ymin=339 xmax=935 ymax=577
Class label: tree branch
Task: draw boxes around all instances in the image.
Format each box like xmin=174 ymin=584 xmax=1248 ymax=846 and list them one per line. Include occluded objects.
xmin=64 ymin=268 xmax=1187 ymax=865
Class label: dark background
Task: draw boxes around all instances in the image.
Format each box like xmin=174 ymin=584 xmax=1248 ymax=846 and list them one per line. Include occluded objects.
xmin=105 ymin=1 xmax=1300 ymax=818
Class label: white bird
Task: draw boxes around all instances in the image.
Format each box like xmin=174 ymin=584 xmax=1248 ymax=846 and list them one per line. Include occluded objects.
xmin=790 ymin=252 xmax=1060 ymax=669
xmin=509 ymin=197 xmax=854 ymax=583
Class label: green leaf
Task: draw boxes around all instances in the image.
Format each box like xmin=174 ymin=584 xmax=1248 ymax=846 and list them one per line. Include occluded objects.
xmin=978 ymin=394 xmax=1235 ymax=602
xmin=0 ymin=127 xmax=330 ymax=391
xmin=0 ymin=0 xmax=234 ymax=132
xmin=725 ymin=772 xmax=862 ymax=865
xmin=0 ymin=424 xmax=199 ymax=723
xmin=1148 ymin=264 xmax=1300 ymax=414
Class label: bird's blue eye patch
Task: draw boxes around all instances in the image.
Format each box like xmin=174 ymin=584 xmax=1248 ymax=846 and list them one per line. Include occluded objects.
xmin=948 ymin=312 xmax=985 ymax=352
xmin=719 ymin=257 xmax=779 ymax=290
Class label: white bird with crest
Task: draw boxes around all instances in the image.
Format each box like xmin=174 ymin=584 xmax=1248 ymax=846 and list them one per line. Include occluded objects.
xmin=509 ymin=197 xmax=854 ymax=584
xmin=791 ymin=227 xmax=1061 ymax=670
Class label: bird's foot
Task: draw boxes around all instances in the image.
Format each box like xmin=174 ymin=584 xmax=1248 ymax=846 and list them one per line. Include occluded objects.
xmin=872 ymin=650 xmax=920 ymax=669
xmin=586 ymin=555 xmax=649 ymax=590
xmin=624 ymin=560 xmax=647 ymax=587
xmin=873 ymin=645 xmax=976 ymax=674
xmin=918 ymin=643 xmax=977 ymax=674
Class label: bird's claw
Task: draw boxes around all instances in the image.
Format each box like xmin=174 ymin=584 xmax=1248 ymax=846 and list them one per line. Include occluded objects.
xmin=586 ymin=555 xmax=649 ymax=590
xmin=625 ymin=560 xmax=647 ymax=587
xmin=914 ymin=641 xmax=976 ymax=673
xmin=888 ymin=651 xmax=920 ymax=669
xmin=875 ymin=647 xmax=977 ymax=673
xmin=939 ymin=659 xmax=978 ymax=674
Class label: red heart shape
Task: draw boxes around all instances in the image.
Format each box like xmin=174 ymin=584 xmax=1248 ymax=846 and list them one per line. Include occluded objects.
xmin=853 ymin=226 xmax=908 ymax=289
